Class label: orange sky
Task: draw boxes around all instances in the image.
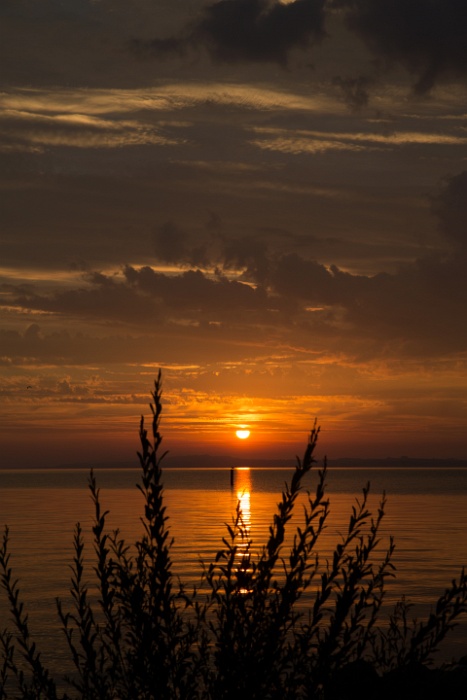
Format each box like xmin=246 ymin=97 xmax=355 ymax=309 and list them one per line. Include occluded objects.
xmin=1 ymin=1 xmax=467 ymax=467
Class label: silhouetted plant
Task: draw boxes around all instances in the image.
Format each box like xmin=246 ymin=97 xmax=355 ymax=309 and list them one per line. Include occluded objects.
xmin=1 ymin=372 xmax=467 ymax=699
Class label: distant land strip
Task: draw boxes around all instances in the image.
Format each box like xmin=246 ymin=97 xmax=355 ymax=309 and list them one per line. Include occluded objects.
xmin=163 ymin=455 xmax=467 ymax=469
xmin=9 ymin=455 xmax=467 ymax=470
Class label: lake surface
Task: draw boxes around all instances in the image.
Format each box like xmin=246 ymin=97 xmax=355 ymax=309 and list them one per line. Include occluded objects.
xmin=1 ymin=465 xmax=467 ymax=676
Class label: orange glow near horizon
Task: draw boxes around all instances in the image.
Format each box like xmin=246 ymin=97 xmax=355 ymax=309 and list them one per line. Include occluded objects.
xmin=1 ymin=372 xmax=467 ymax=469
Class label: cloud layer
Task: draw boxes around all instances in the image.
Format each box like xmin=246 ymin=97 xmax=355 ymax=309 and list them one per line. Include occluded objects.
xmin=1 ymin=1 xmax=467 ymax=466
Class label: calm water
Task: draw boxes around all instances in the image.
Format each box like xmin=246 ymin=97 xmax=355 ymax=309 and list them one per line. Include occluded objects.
xmin=1 ymin=465 xmax=467 ymax=674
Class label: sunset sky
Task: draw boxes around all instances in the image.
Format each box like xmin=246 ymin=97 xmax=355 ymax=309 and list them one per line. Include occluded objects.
xmin=1 ymin=1 xmax=467 ymax=468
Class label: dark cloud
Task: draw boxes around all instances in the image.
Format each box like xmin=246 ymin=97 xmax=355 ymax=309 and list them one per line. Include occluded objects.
xmin=6 ymin=274 xmax=162 ymax=326
xmin=221 ymin=237 xmax=271 ymax=283
xmin=335 ymin=0 xmax=467 ymax=93
xmin=1 ymin=266 xmax=274 ymax=329
xmin=5 ymin=233 xmax=466 ymax=350
xmin=270 ymin=253 xmax=341 ymax=302
xmin=153 ymin=221 xmax=211 ymax=267
xmin=431 ymin=171 xmax=467 ymax=250
xmin=152 ymin=222 xmax=273 ymax=283
xmin=123 ymin=265 xmax=270 ymax=313
xmin=344 ymin=258 xmax=467 ymax=345
xmin=2 ymin=243 xmax=467 ymax=363
xmin=131 ymin=0 xmax=326 ymax=66
xmin=332 ymin=74 xmax=371 ymax=111
xmin=266 ymin=250 xmax=467 ymax=350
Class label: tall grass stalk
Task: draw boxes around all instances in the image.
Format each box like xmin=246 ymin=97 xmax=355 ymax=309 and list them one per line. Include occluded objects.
xmin=1 ymin=372 xmax=467 ymax=699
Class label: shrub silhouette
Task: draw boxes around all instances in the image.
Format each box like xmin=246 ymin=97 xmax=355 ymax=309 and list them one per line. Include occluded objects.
xmin=1 ymin=371 xmax=467 ymax=699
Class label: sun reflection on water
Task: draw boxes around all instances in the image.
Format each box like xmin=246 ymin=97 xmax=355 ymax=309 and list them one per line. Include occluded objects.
xmin=231 ymin=467 xmax=254 ymax=593
xmin=235 ymin=467 xmax=252 ymax=530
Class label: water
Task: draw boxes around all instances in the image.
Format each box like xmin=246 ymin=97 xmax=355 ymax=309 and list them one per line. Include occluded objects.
xmin=1 ymin=465 xmax=467 ymax=678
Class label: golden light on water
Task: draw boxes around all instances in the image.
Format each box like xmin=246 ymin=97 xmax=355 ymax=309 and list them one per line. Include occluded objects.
xmin=235 ymin=467 xmax=252 ymax=526
xmin=234 ymin=467 xmax=253 ymax=594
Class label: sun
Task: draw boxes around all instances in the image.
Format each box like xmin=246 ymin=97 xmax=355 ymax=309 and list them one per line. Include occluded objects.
xmin=235 ymin=429 xmax=250 ymax=440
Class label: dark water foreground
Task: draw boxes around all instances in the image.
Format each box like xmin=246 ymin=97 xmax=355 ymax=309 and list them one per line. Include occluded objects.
xmin=1 ymin=465 xmax=467 ymax=690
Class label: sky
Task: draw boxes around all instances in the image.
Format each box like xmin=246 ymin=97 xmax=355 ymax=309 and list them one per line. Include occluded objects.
xmin=1 ymin=0 xmax=467 ymax=467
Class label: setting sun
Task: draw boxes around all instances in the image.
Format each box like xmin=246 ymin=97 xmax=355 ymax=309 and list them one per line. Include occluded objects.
xmin=235 ymin=429 xmax=250 ymax=440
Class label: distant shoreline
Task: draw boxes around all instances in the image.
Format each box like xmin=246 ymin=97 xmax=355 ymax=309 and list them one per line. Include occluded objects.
xmin=2 ymin=455 xmax=467 ymax=470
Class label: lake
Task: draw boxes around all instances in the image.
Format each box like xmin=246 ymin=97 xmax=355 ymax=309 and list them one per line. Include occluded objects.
xmin=1 ymin=464 xmax=467 ymax=677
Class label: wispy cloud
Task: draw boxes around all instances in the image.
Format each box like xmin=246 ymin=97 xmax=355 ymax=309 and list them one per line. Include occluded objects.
xmin=0 ymin=84 xmax=340 ymax=116
xmin=251 ymin=125 xmax=467 ymax=155
xmin=0 ymin=109 xmax=182 ymax=149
